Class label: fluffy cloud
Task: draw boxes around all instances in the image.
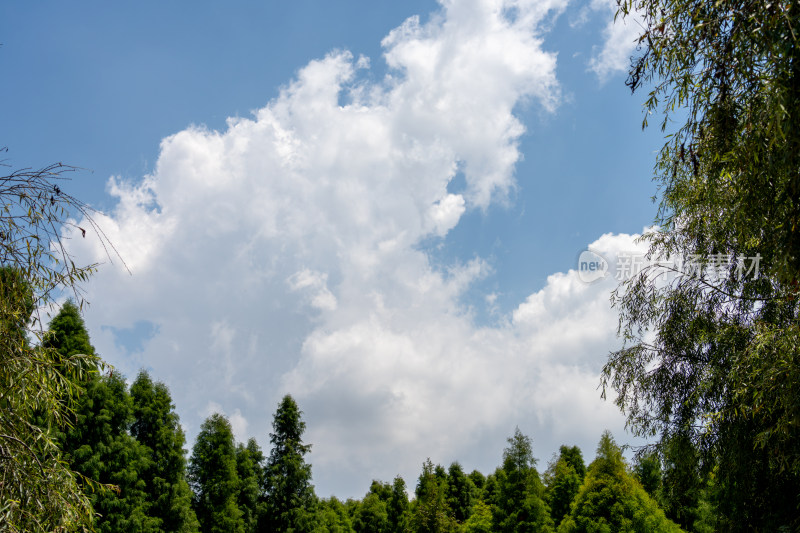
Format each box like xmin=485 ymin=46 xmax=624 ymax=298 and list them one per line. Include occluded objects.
xmin=65 ymin=0 xmax=642 ymax=497
xmin=588 ymin=0 xmax=644 ymax=82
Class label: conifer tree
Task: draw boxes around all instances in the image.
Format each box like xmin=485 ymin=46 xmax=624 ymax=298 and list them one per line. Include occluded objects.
xmin=387 ymin=475 xmax=410 ymax=533
xmin=494 ymin=428 xmax=553 ymax=533
xmin=130 ymin=370 xmax=199 ymax=532
xmin=632 ymin=451 xmax=662 ymax=501
xmin=412 ymin=458 xmax=458 ymax=533
xmin=446 ymin=462 xmax=473 ymax=522
xmin=188 ymin=414 xmax=244 ymax=533
xmin=317 ymin=497 xmax=356 ymax=532
xmin=261 ymin=394 xmax=318 ymax=532
xmin=558 ymin=432 xmax=683 ymax=533
xmin=235 ymin=438 xmax=264 ymax=533
xmin=544 ymin=446 xmax=585 ymax=527
xmin=62 ymin=372 xmax=159 ymax=532
xmin=43 ymin=300 xmax=96 ymax=360
xmin=43 ymin=303 xmax=156 ymax=531
xmin=463 ymin=499 xmax=493 ymax=533
xmin=353 ymin=491 xmax=388 ymax=533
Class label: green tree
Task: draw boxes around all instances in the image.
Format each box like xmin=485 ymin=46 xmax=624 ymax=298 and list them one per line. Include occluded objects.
xmin=659 ymin=433 xmax=706 ymax=532
xmin=468 ymin=469 xmax=486 ymax=492
xmin=353 ymin=492 xmax=388 ymax=533
xmin=0 ymin=154 xmax=120 ymax=531
xmin=386 ymin=475 xmax=410 ymax=533
xmin=262 ymin=394 xmax=318 ymax=532
xmin=43 ymin=300 xmax=96 ymax=359
xmin=188 ymin=414 xmax=244 ymax=533
xmin=130 ymin=370 xmax=199 ymax=532
xmin=544 ymin=446 xmax=585 ymax=527
xmin=62 ymin=372 xmax=160 ymax=532
xmin=235 ymin=438 xmax=264 ymax=533
xmin=446 ymin=461 xmax=473 ymax=522
xmin=316 ymin=497 xmax=355 ymax=533
xmin=412 ymin=459 xmax=458 ymax=533
xmin=493 ymin=428 xmax=553 ymax=533
xmin=479 ymin=469 xmax=501 ymax=509
xmin=464 ymin=498 xmax=493 ymax=533
xmin=558 ymin=432 xmax=682 ymax=533
xmin=631 ymin=451 xmax=661 ymax=502
xmin=604 ymin=0 xmax=800 ymax=529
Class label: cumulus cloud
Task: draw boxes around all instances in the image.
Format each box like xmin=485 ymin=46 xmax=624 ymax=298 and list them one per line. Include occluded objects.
xmin=588 ymin=0 xmax=644 ymax=82
xmin=64 ymin=0 xmax=642 ymax=497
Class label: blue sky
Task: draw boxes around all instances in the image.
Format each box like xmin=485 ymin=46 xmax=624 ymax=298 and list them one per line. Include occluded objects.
xmin=2 ymin=1 xmax=662 ymax=498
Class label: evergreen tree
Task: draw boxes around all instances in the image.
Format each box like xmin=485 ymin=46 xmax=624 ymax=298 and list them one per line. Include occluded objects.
xmin=468 ymin=470 xmax=486 ymax=492
xmin=632 ymin=450 xmax=662 ymax=501
xmin=660 ymin=433 xmax=704 ymax=532
xmin=235 ymin=438 xmax=264 ymax=533
xmin=62 ymin=372 xmax=160 ymax=532
xmin=188 ymin=414 xmax=244 ymax=533
xmin=557 ymin=446 xmax=585 ymax=480
xmin=387 ymin=475 xmax=410 ymax=533
xmin=558 ymin=432 xmax=683 ymax=533
xmin=544 ymin=446 xmax=585 ymax=527
xmin=261 ymin=394 xmax=318 ymax=532
xmin=494 ymin=428 xmax=553 ymax=533
xmin=412 ymin=459 xmax=458 ymax=533
xmin=480 ymin=469 xmax=501 ymax=508
xmin=353 ymin=492 xmax=388 ymax=533
xmin=43 ymin=300 xmax=96 ymax=359
xmin=44 ymin=305 xmax=157 ymax=531
xmin=445 ymin=462 xmax=473 ymax=522
xmin=464 ymin=499 xmax=493 ymax=533
xmin=130 ymin=370 xmax=199 ymax=532
xmin=317 ymin=497 xmax=355 ymax=532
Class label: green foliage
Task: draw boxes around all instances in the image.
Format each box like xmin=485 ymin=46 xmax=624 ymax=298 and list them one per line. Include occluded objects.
xmin=494 ymin=428 xmax=554 ymax=533
xmin=0 ymin=269 xmax=96 ymax=531
xmin=544 ymin=446 xmax=586 ymax=527
xmin=130 ymin=370 xmax=199 ymax=532
xmin=62 ymin=372 xmax=160 ymax=532
xmin=659 ymin=434 xmax=702 ymax=531
xmin=235 ymin=438 xmax=264 ymax=533
xmin=413 ymin=459 xmax=458 ymax=533
xmin=0 ymin=154 xmax=122 ymax=530
xmin=262 ymin=394 xmax=318 ymax=532
xmin=43 ymin=300 xmax=96 ymax=359
xmin=445 ymin=462 xmax=473 ymax=522
xmin=316 ymin=497 xmax=355 ymax=533
xmin=463 ymin=499 xmax=493 ymax=533
xmin=558 ymin=432 xmax=682 ymax=533
xmin=480 ymin=470 xmax=501 ymax=508
xmin=631 ymin=451 xmax=661 ymax=501
xmin=353 ymin=492 xmax=389 ymax=533
xmin=189 ymin=413 xmax=244 ymax=533
xmin=387 ymin=475 xmax=410 ymax=533
xmin=604 ymin=0 xmax=800 ymax=528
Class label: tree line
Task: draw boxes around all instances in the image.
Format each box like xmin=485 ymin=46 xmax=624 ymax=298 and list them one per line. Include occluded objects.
xmin=26 ymin=297 xmax=709 ymax=532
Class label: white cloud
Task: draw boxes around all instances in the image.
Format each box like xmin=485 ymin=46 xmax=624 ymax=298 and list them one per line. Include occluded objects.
xmin=64 ymin=0 xmax=642 ymax=497
xmin=288 ymin=269 xmax=338 ymax=312
xmin=588 ymin=0 xmax=644 ymax=82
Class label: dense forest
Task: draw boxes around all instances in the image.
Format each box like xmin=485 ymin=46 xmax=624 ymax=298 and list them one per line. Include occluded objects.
xmin=20 ymin=298 xmax=697 ymax=533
